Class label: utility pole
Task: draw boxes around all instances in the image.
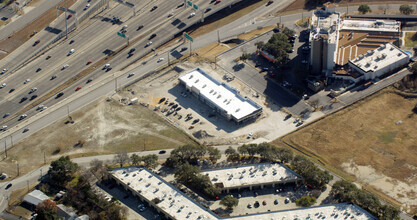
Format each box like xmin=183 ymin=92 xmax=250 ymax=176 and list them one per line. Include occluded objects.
xmin=4 ymin=139 xmax=7 ymax=158
xmin=189 ymin=40 xmax=192 ymax=57
xmin=64 ymin=0 xmax=68 ymax=39
xmin=217 ymin=30 xmax=220 ymax=43
xmin=10 ymin=135 xmax=13 ymax=147
xmin=44 ymin=151 xmax=46 ymax=164
xmin=67 ymin=105 xmax=70 ymax=118
xmin=115 ymin=77 xmax=118 ymax=92
xmin=16 ymin=163 xmax=19 ymax=176
xmin=167 ymin=52 xmax=170 ymax=66
xmin=27 ymin=180 xmax=29 ymax=192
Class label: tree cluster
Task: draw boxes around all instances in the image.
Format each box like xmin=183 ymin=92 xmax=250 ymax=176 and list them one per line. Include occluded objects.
xmin=331 ymin=180 xmax=400 ymax=219
xmin=174 ymin=164 xmax=221 ymax=199
xmin=45 ymin=157 xmax=126 ymax=219
xmin=237 ymin=142 xmax=294 ymax=163
xmin=291 ymin=155 xmax=333 ymax=189
xmin=358 ymin=4 xmax=372 ymax=14
xmin=130 ymin=154 xmax=159 ymax=169
xmin=255 ymin=32 xmax=292 ymax=65
xmin=295 ymin=195 xmax=316 ymax=207
xmin=220 ymin=195 xmax=239 ymax=210
xmin=47 ymin=156 xmax=79 ymax=187
xmin=35 ymin=199 xmax=58 ymax=220
xmin=399 ymin=4 xmax=414 ymax=15
xmin=165 ymin=144 xmax=221 ymax=167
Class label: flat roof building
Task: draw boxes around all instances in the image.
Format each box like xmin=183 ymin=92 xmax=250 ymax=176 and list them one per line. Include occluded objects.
xmin=178 ymin=68 xmax=262 ymax=123
xmin=202 ymin=163 xmax=302 ymax=193
xmin=348 ymin=43 xmax=409 ymax=80
xmin=110 ymin=166 xmax=376 ymax=220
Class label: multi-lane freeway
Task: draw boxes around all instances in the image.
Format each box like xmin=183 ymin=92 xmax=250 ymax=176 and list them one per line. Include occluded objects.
xmin=0 ymin=0 xmax=239 ymax=144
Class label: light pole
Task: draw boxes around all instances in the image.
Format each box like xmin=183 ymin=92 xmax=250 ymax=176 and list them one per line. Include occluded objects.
xmin=64 ymin=0 xmax=68 ymax=39
xmin=10 ymin=135 xmax=13 ymax=147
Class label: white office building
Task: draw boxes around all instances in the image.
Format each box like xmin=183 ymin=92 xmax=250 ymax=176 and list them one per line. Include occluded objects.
xmin=178 ymin=68 xmax=262 ymax=123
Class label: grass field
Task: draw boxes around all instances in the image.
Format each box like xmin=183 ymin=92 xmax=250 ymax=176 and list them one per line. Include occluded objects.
xmin=0 ymin=98 xmax=196 ymax=179
xmin=405 ymin=32 xmax=417 ymax=48
xmin=278 ymin=89 xmax=417 ymax=210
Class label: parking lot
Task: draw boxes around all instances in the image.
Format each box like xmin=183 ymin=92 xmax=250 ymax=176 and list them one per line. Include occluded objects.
xmin=216 ymin=29 xmax=312 ymax=117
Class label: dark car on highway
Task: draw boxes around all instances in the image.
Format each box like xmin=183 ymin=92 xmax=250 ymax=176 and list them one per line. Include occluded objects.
xmin=5 ymin=183 xmax=12 ymax=190
xmin=150 ymin=6 xmax=157 ymax=11
xmin=149 ymin=33 xmax=156 ymax=40
xmin=20 ymin=96 xmax=28 ymax=103
xmin=56 ymin=92 xmax=64 ymax=98
xmin=128 ymin=48 xmax=136 ymax=54
xmin=159 ymin=150 xmax=166 ymax=154
xmin=137 ymin=25 xmax=144 ymax=31
xmin=30 ymin=94 xmax=38 ymax=100
xmin=9 ymin=88 xmax=15 ymax=93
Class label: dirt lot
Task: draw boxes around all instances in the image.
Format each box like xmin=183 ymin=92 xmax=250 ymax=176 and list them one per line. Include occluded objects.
xmin=0 ymin=98 xmax=195 ymax=179
xmin=279 ymin=89 xmax=417 ymax=212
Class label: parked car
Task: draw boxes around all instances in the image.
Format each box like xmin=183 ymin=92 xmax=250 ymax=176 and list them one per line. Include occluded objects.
xmin=159 ymin=150 xmax=166 ymax=154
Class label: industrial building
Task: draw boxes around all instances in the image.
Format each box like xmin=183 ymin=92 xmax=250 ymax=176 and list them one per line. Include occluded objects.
xmin=202 ymin=163 xmax=302 ymax=193
xmin=110 ymin=166 xmax=376 ymax=220
xmin=348 ymin=43 xmax=409 ymax=81
xmin=309 ymin=5 xmax=407 ymax=82
xmin=178 ymin=68 xmax=262 ymax=123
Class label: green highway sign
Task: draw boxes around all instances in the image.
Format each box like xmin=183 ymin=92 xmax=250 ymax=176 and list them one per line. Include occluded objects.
xmin=184 ymin=33 xmax=193 ymax=42
xmin=117 ymin=32 xmax=126 ymax=38
xmin=193 ymin=4 xmax=198 ymax=10
xmin=187 ymin=1 xmax=192 ymax=6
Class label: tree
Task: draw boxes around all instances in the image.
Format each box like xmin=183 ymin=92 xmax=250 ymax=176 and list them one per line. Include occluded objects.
xmin=113 ymin=151 xmax=130 ymax=167
xmin=174 ymin=164 xmax=200 ymax=184
xmin=410 ymin=62 xmax=417 ymax=74
xmin=255 ymin=41 xmax=265 ymax=51
xmin=167 ymin=144 xmax=207 ymax=166
xmin=358 ymin=4 xmax=371 ymax=14
xmin=295 ymin=195 xmax=316 ymax=207
xmin=240 ymin=53 xmax=251 ymax=62
xmin=225 ymin=146 xmax=237 ymax=156
xmin=48 ymin=156 xmax=79 ymax=186
xmin=220 ymin=195 xmax=239 ymax=210
xmin=379 ymin=205 xmax=400 ymax=220
xmin=207 ymin=146 xmax=221 ymax=162
xmin=331 ymin=180 xmax=358 ymax=202
xmin=275 ymin=148 xmax=293 ymax=163
xmin=282 ymin=27 xmax=295 ymax=38
xmin=399 ymin=4 xmax=414 ymax=15
xmin=130 ymin=154 xmax=142 ymax=166
xmin=36 ymin=199 xmax=58 ymax=220
xmin=142 ymin=154 xmax=158 ymax=169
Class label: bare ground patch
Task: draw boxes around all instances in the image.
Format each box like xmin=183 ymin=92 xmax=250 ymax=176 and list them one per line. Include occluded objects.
xmin=279 ymin=89 xmax=417 ymax=211
xmin=0 ymin=98 xmax=195 ymax=179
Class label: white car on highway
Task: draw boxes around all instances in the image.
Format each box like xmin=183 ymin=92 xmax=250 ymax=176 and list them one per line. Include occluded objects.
xmin=188 ymin=13 xmax=195 ymax=18
xmin=24 ymin=79 xmax=30 ymax=84
xmin=0 ymin=69 xmax=7 ymax=74
xmin=0 ymin=83 xmax=6 ymax=89
xmin=0 ymin=126 xmax=7 ymax=132
xmin=104 ymin=64 xmax=110 ymax=69
xmin=68 ymin=49 xmax=75 ymax=56
xmin=145 ymin=41 xmax=152 ymax=47
xmin=84 ymin=3 xmax=90 ymax=10
xmin=157 ymin=58 xmax=164 ymax=63
xmin=62 ymin=64 xmax=69 ymax=70
xmin=29 ymin=87 xmax=37 ymax=94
